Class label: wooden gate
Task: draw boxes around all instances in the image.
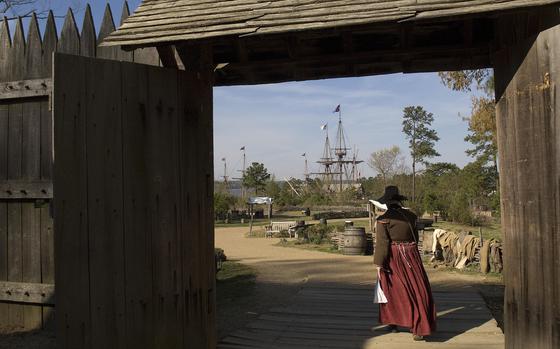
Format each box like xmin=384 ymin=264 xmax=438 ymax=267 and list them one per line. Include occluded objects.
xmin=53 ymin=53 xmax=215 ymax=348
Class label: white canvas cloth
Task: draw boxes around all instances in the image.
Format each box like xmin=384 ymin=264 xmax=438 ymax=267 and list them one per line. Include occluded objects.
xmin=373 ymin=272 xmax=388 ymax=304
xmin=369 ymin=199 xmax=388 ymax=211
xmin=247 ymin=196 xmax=272 ymax=205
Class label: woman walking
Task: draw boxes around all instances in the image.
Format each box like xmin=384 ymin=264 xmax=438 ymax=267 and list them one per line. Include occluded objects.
xmin=373 ymin=186 xmax=436 ymax=340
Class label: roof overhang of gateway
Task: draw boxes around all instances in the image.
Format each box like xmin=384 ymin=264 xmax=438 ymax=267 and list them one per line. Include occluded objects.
xmin=102 ymin=0 xmax=560 ymax=85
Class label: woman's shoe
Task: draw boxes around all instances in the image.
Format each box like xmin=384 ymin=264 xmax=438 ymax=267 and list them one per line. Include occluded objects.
xmin=412 ymin=335 xmax=424 ymax=341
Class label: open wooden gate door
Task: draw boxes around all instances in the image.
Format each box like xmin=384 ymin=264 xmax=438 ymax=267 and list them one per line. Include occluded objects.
xmin=53 ymin=53 xmax=215 ymax=349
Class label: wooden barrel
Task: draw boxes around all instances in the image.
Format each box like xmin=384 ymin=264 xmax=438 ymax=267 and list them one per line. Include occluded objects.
xmin=343 ymin=227 xmax=367 ymax=255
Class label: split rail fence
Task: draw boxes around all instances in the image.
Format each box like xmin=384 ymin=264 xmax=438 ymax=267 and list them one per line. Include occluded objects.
xmin=0 ymin=2 xmax=160 ymax=330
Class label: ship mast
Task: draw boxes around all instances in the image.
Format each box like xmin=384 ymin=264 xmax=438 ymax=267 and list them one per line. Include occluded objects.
xmin=312 ymin=105 xmax=363 ymax=192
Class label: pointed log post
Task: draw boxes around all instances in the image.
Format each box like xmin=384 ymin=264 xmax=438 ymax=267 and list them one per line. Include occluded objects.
xmin=80 ymin=4 xmax=96 ymax=57
xmin=58 ymin=9 xmax=80 ymax=55
xmin=494 ymin=9 xmax=560 ymax=349
xmin=0 ymin=18 xmax=11 ymax=82
xmin=42 ymin=11 xmax=58 ymax=78
xmin=176 ymin=43 xmax=216 ymax=349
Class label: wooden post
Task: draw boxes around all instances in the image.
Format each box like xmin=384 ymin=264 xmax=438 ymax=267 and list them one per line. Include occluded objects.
xmin=494 ymin=9 xmax=560 ymax=349
xmin=176 ymin=43 xmax=216 ymax=349
xmin=249 ymin=204 xmax=254 ymax=236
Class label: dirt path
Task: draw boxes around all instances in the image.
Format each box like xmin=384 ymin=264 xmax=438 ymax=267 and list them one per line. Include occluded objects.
xmin=215 ymin=226 xmax=505 ymax=348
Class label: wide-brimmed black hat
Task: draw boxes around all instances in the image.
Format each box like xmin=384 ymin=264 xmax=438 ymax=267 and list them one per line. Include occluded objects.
xmin=376 ymin=185 xmax=407 ymax=204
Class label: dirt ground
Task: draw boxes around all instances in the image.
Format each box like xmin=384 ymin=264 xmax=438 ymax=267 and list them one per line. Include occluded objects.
xmin=215 ymin=225 xmax=504 ymax=340
xmin=0 ymin=224 xmax=503 ymax=347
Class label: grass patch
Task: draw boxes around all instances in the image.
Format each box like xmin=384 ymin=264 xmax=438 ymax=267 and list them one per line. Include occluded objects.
xmin=276 ymin=239 xmax=342 ymax=254
xmin=432 ymin=220 xmax=502 ymax=240
xmin=216 ymin=261 xmax=257 ymax=306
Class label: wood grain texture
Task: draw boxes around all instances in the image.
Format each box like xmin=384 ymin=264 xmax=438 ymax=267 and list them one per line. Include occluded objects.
xmin=0 ymin=79 xmax=52 ymax=101
xmin=0 ymin=102 xmax=7 ymax=326
xmin=0 ymin=2 xmax=164 ymax=332
xmin=53 ymin=53 xmax=91 ymax=348
xmin=494 ymin=10 xmax=560 ymax=349
xmin=85 ymin=55 xmax=126 ymax=349
xmin=102 ymin=0 xmax=560 ymax=47
xmin=0 ymin=281 xmax=54 ymax=306
xmin=121 ymin=61 xmax=154 ymax=349
xmin=53 ymin=52 xmax=215 ymax=348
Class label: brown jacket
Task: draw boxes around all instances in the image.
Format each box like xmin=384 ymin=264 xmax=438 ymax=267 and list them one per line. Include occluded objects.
xmin=373 ymin=207 xmax=418 ymax=267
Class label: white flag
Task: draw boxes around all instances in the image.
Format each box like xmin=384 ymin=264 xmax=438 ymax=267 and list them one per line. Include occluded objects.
xmin=320 ymin=124 xmax=327 ymax=130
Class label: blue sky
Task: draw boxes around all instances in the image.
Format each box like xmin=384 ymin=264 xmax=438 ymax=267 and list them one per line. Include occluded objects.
xmin=6 ymin=1 xmax=476 ymax=179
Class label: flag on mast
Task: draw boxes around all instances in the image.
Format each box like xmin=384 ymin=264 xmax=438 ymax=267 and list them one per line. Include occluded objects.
xmin=333 ymin=104 xmax=340 ymax=113
xmin=320 ymin=124 xmax=327 ymax=130
xmin=301 ymin=153 xmax=306 ymax=157
xmin=240 ymin=146 xmax=245 ymax=151
xmin=221 ymin=157 xmax=226 ymax=161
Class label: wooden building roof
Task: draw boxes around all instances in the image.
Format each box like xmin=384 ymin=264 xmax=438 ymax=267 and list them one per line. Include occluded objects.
xmin=104 ymin=0 xmax=560 ymax=47
xmin=102 ymin=0 xmax=560 ymax=85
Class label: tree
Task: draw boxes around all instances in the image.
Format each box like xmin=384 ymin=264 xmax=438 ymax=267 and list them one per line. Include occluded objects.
xmin=367 ymin=145 xmax=407 ymax=185
xmin=438 ymin=69 xmax=499 ymax=211
xmin=1 ymin=0 xmax=43 ymax=17
xmin=1 ymin=1 xmax=84 ymax=19
xmin=402 ymin=106 xmax=440 ymax=202
xmin=438 ymin=70 xmax=498 ymax=173
xmin=242 ymin=162 xmax=271 ymax=195
xmin=214 ymin=192 xmax=235 ymax=220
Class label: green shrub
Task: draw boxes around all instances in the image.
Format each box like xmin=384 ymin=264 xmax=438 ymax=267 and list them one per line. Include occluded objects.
xmin=312 ymin=211 xmax=369 ymax=220
xmin=300 ymin=224 xmax=335 ymax=245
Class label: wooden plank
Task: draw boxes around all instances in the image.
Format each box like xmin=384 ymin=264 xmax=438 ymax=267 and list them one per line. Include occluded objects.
xmin=120 ymin=61 xmax=154 ymax=349
xmin=40 ymin=19 xmax=56 ymax=328
xmin=0 ymin=79 xmax=52 ymax=100
xmin=145 ymin=62 xmax=182 ymax=349
xmin=85 ymin=56 xmax=126 ymax=349
xmin=0 ymin=200 xmax=7 ymax=326
xmin=20 ymin=29 xmax=44 ymax=325
xmin=39 ymin=204 xmax=55 ymax=329
xmin=53 ymin=52 xmax=91 ymax=348
xmin=0 ymin=281 xmax=54 ymax=306
xmin=0 ymin=101 xmax=7 ymax=326
xmin=7 ymin=101 xmax=24 ymax=328
xmin=7 ymin=201 xmax=23 ymax=328
xmin=21 ymin=203 xmax=42 ymax=329
xmin=40 ymin=99 xmax=53 ymax=181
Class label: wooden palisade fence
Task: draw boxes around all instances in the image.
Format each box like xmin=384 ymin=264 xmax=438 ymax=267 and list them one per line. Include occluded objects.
xmin=0 ymin=2 xmax=160 ymax=331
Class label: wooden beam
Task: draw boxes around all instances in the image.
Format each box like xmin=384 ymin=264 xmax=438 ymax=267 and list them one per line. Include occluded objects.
xmin=216 ymin=43 xmax=491 ymax=85
xmin=0 ymin=180 xmax=53 ymax=199
xmin=156 ymin=45 xmax=179 ymax=68
xmin=0 ymin=79 xmax=51 ymax=100
xmin=0 ymin=281 xmax=55 ymax=306
xmin=494 ymin=8 xmax=560 ymax=349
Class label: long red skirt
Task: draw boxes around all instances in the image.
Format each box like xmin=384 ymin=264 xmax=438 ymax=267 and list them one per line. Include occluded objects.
xmin=378 ymin=242 xmax=437 ymax=336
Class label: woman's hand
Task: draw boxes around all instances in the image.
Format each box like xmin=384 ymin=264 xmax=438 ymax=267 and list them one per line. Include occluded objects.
xmin=376 ymin=266 xmax=390 ymax=273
